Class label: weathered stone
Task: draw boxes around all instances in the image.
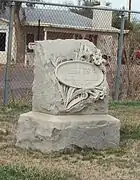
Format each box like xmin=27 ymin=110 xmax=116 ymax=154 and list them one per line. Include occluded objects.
xmin=16 ymin=111 xmax=120 ymax=153
xmin=0 ymin=128 xmax=8 ymax=135
xmin=32 ymin=39 xmax=109 ymax=115
xmin=16 ymin=39 xmax=120 ymax=152
xmin=55 ymin=61 xmax=104 ymax=89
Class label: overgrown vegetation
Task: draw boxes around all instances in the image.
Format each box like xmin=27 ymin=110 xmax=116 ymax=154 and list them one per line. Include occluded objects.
xmin=107 ymin=21 xmax=140 ymax=100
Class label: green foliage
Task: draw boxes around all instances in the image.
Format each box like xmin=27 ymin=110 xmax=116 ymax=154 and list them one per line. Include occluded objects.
xmin=0 ymin=165 xmax=77 ymax=180
xmin=0 ymin=0 xmax=42 ymax=12
xmin=70 ymin=0 xmax=100 ymax=19
xmin=121 ymin=124 xmax=140 ymax=140
xmin=69 ymin=0 xmax=134 ymax=30
xmin=109 ymin=101 xmax=140 ymax=108
xmin=112 ymin=11 xmax=133 ymax=30
xmin=0 ymin=0 xmax=9 ymax=13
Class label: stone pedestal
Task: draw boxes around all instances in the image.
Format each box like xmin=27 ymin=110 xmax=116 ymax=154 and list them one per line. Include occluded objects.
xmin=16 ymin=111 xmax=120 ymax=153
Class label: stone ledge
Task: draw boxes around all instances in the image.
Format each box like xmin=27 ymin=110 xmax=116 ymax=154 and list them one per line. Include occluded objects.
xmin=16 ymin=111 xmax=120 ymax=153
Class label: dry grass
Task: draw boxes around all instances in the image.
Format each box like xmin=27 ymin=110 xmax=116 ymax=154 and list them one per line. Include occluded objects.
xmin=0 ymin=102 xmax=140 ymax=180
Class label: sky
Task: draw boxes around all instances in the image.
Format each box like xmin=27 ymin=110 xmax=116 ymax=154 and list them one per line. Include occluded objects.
xmin=50 ymin=0 xmax=139 ymax=11
xmin=111 ymin=0 xmax=138 ymax=11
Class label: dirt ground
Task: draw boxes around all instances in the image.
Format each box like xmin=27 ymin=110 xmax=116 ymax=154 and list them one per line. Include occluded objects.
xmin=0 ymin=102 xmax=140 ymax=180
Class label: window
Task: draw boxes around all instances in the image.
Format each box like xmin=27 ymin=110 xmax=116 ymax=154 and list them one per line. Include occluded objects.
xmin=0 ymin=32 xmax=6 ymax=51
xmin=26 ymin=33 xmax=34 ymax=53
xmin=88 ymin=35 xmax=93 ymax=42
xmin=75 ymin=34 xmax=82 ymax=39
xmin=93 ymin=35 xmax=98 ymax=46
xmin=36 ymin=33 xmax=44 ymax=41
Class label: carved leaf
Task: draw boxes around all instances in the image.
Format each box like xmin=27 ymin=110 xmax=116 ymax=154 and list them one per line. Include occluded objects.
xmin=66 ymin=93 xmax=88 ymax=111
xmin=66 ymin=87 xmax=76 ymax=106
xmin=48 ymin=40 xmax=108 ymax=113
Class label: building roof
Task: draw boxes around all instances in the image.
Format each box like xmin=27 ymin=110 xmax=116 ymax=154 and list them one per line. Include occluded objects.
xmin=25 ymin=8 xmax=92 ymax=28
xmin=0 ymin=6 xmax=120 ymax=33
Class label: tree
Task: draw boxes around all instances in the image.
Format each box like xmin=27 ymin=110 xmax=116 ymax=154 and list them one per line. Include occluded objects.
xmin=0 ymin=0 xmax=40 ymax=63
xmin=112 ymin=11 xmax=133 ymax=30
xmin=69 ymin=0 xmax=133 ymax=30
xmin=70 ymin=0 xmax=111 ymax=19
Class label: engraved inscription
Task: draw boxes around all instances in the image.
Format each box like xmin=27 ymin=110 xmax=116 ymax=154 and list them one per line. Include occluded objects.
xmin=55 ymin=61 xmax=104 ymax=89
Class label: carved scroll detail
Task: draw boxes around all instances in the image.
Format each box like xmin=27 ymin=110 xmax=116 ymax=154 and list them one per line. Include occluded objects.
xmin=50 ymin=42 xmax=108 ymax=113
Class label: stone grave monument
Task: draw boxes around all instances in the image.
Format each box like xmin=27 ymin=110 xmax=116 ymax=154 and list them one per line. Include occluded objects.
xmin=16 ymin=39 xmax=120 ymax=152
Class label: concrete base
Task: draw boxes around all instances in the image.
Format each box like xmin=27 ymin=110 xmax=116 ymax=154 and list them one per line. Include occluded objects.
xmin=16 ymin=111 xmax=120 ymax=153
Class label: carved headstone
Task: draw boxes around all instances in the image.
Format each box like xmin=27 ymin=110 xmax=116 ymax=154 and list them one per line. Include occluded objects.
xmin=32 ymin=39 xmax=109 ymax=115
xmin=16 ymin=39 xmax=120 ymax=153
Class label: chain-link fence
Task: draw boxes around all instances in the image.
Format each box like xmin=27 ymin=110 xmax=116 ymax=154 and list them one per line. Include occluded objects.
xmin=0 ymin=1 xmax=140 ymax=106
xmin=1 ymin=2 xmax=140 ymax=178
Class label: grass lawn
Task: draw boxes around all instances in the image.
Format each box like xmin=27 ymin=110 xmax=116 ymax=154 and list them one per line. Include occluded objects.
xmin=0 ymin=165 xmax=75 ymax=180
xmin=0 ymin=101 xmax=140 ymax=180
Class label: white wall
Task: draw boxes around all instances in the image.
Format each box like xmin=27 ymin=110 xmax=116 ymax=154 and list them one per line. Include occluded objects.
xmin=92 ymin=6 xmax=113 ymax=29
xmin=0 ymin=20 xmax=8 ymax=64
xmin=0 ymin=19 xmax=17 ymax=64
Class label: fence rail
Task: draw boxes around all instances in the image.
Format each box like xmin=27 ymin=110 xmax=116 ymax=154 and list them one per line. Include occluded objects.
xmin=0 ymin=0 xmax=140 ymax=106
xmin=7 ymin=0 xmax=140 ymax=14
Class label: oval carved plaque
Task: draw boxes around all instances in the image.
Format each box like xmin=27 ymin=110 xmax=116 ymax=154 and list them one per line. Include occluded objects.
xmin=55 ymin=61 xmax=104 ymax=89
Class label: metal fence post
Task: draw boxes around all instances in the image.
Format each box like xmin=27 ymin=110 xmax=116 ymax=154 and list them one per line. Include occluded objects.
xmin=3 ymin=1 xmax=15 ymax=106
xmin=114 ymin=11 xmax=125 ymax=101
